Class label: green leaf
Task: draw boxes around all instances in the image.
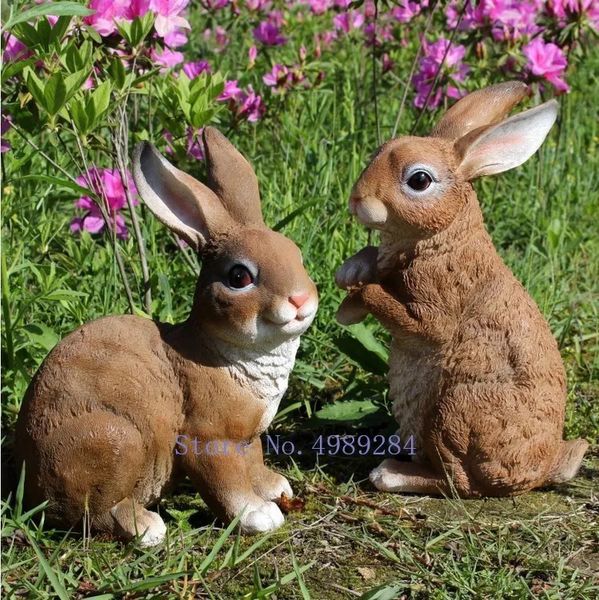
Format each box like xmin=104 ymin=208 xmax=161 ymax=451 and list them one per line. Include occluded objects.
xmin=68 ymin=98 xmax=90 ymax=133
xmin=359 ymin=583 xmax=404 ymax=600
xmin=108 ymin=57 xmax=126 ymax=89
xmin=64 ymin=68 xmax=92 ymax=102
xmin=24 ymin=67 xmax=47 ymax=111
xmin=23 ymin=531 xmax=70 ymax=600
xmin=314 ymin=399 xmax=381 ymax=424
xmin=335 ymin=323 xmax=388 ymax=375
xmin=1 ymin=57 xmax=35 ymax=85
xmin=2 ymin=1 xmax=93 ymax=31
xmin=21 ymin=323 xmax=59 ymax=352
xmin=91 ymin=80 xmax=111 ymax=120
xmin=44 ymin=72 xmax=67 ymax=116
xmin=18 ymin=174 xmax=90 ymax=196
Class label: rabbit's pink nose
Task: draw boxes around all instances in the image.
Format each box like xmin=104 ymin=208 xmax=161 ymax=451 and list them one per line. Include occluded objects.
xmin=289 ymin=292 xmax=310 ymax=309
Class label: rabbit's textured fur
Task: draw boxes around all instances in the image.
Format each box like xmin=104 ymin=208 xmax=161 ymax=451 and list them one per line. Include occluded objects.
xmin=16 ymin=128 xmax=318 ymax=545
xmin=336 ymin=82 xmax=588 ymax=497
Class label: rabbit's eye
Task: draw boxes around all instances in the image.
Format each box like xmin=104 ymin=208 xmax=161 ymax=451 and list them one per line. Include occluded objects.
xmin=407 ymin=171 xmax=432 ymax=191
xmin=228 ymin=265 xmax=254 ymax=289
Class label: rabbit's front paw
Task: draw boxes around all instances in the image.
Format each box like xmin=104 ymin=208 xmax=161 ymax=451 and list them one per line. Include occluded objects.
xmin=254 ymin=469 xmax=293 ymax=502
xmin=336 ymin=292 xmax=369 ymax=325
xmin=335 ymin=246 xmax=378 ymax=290
xmin=240 ymin=501 xmax=285 ymax=534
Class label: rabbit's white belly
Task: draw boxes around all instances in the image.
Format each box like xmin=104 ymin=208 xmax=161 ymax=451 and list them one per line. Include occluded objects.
xmin=388 ymin=340 xmax=441 ymax=460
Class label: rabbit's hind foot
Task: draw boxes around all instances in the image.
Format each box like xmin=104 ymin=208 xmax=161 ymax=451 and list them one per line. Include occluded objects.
xmin=547 ymin=439 xmax=589 ymax=485
xmin=369 ymin=459 xmax=447 ymax=495
xmin=110 ymin=497 xmax=167 ymax=547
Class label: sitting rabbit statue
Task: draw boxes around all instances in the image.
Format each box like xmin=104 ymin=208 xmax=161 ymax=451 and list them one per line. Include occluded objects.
xmin=335 ymin=82 xmax=587 ymax=497
xmin=15 ymin=128 xmax=318 ymax=545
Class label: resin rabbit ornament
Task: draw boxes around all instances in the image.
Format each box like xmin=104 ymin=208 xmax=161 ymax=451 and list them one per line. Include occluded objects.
xmin=335 ymin=82 xmax=587 ymax=497
xmin=16 ymin=128 xmax=318 ymax=545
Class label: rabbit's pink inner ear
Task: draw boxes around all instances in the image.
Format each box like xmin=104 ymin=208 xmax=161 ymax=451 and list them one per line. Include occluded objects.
xmin=133 ymin=142 xmax=232 ymax=251
xmin=431 ymin=81 xmax=531 ymax=141
xmin=203 ymin=127 xmax=265 ymax=226
xmin=455 ymin=100 xmax=558 ymax=180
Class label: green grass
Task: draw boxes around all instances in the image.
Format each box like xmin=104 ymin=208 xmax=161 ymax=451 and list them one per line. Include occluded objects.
xmin=2 ymin=18 xmax=599 ymax=600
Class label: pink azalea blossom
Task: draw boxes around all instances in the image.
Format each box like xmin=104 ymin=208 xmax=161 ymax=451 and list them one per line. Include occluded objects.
xmin=150 ymin=0 xmax=190 ymax=41
xmin=247 ymin=0 xmax=271 ymax=11
xmin=237 ymin=86 xmax=265 ymax=122
xmin=248 ymin=45 xmax=258 ymax=67
xmin=382 ymin=53 xmax=394 ymax=74
xmin=1 ymin=113 xmax=12 ymax=153
xmin=523 ymin=38 xmax=570 ymax=93
xmin=412 ymin=37 xmax=469 ymax=109
xmin=218 ymin=80 xmax=243 ymax=101
xmin=150 ymin=46 xmax=184 ymax=70
xmin=203 ymin=0 xmax=230 ymax=8
xmin=306 ymin=0 xmax=333 ymax=14
xmin=71 ymin=168 xmax=138 ymax=239
xmin=548 ymin=0 xmax=599 ymax=29
xmin=204 ymin=26 xmax=230 ymax=49
xmin=182 ymin=60 xmax=211 ymax=78
xmin=2 ymin=34 xmax=31 ymax=62
xmin=263 ymin=63 xmax=290 ymax=89
xmin=253 ymin=20 xmax=287 ymax=45
xmin=85 ymin=0 xmax=131 ymax=36
xmin=186 ymin=127 xmax=205 ymax=160
xmin=391 ymin=1 xmax=424 ymax=23
xmin=333 ymin=10 xmax=364 ymax=33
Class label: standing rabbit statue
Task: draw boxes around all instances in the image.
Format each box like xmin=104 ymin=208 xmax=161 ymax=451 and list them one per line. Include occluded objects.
xmin=16 ymin=128 xmax=318 ymax=545
xmin=335 ymin=82 xmax=587 ymax=497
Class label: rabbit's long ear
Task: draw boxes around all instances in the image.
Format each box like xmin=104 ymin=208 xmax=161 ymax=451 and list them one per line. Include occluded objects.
xmin=133 ymin=142 xmax=231 ymax=251
xmin=431 ymin=81 xmax=530 ymax=141
xmin=203 ymin=127 xmax=264 ymax=226
xmin=455 ymin=100 xmax=558 ymax=181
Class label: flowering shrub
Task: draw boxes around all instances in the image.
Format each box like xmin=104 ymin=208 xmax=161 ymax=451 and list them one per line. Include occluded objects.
xmin=1 ymin=0 xmax=596 ymax=315
xmin=71 ymin=168 xmax=138 ymax=239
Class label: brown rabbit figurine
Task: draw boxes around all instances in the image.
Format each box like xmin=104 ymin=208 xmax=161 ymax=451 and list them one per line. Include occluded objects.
xmin=15 ymin=128 xmax=318 ymax=545
xmin=335 ymin=82 xmax=587 ymax=497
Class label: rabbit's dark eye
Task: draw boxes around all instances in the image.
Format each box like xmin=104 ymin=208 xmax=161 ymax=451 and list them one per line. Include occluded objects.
xmin=228 ymin=265 xmax=254 ymax=289
xmin=407 ymin=171 xmax=432 ymax=191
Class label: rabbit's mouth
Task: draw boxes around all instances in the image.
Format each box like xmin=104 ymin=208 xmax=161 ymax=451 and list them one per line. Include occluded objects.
xmin=262 ymin=303 xmax=318 ymax=337
xmin=350 ymin=195 xmax=388 ymax=228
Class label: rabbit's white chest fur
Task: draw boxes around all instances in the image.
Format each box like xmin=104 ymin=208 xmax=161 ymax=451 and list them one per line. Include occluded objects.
xmin=215 ymin=337 xmax=301 ymax=433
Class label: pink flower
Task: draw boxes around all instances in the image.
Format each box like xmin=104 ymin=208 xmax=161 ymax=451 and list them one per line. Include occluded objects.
xmin=263 ymin=63 xmax=290 ymax=89
xmin=391 ymin=1 xmax=423 ymax=23
xmin=1 ymin=113 xmax=12 ymax=153
xmin=150 ymin=46 xmax=184 ymax=70
xmin=127 ymin=0 xmax=151 ymax=19
xmin=253 ymin=20 xmax=287 ymax=45
xmin=186 ymin=127 xmax=205 ymax=160
xmin=203 ymin=0 xmax=230 ymax=8
xmin=85 ymin=0 xmax=130 ymax=36
xmin=306 ymin=0 xmax=332 ymax=14
xmin=204 ymin=26 xmax=230 ymax=49
xmin=71 ymin=168 xmax=137 ymax=239
xmin=2 ymin=34 xmax=31 ymax=62
xmin=247 ymin=0 xmax=271 ymax=10
xmin=248 ymin=45 xmax=258 ymax=67
xmin=523 ymin=38 xmax=570 ymax=93
xmin=238 ymin=86 xmax=265 ymax=122
xmin=182 ymin=60 xmax=211 ymax=78
xmin=333 ymin=10 xmax=364 ymax=33
xmin=218 ymin=80 xmax=243 ymax=101
xmin=163 ymin=27 xmax=189 ymax=48
xmin=150 ymin=0 xmax=191 ymax=42
xmin=412 ymin=37 xmax=469 ymax=109
xmin=382 ymin=53 xmax=394 ymax=74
